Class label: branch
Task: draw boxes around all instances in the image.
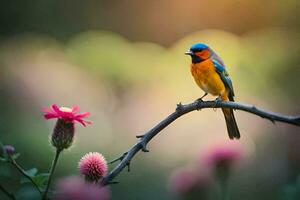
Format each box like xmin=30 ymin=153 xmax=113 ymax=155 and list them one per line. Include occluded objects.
xmin=0 ymin=184 xmax=15 ymax=200
xmin=9 ymin=156 xmax=42 ymax=194
xmin=101 ymin=100 xmax=300 ymax=185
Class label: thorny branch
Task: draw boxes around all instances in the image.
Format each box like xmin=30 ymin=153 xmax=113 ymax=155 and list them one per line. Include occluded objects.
xmin=101 ymin=100 xmax=300 ymax=186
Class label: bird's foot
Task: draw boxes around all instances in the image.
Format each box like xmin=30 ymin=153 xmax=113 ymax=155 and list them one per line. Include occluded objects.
xmin=195 ymin=98 xmax=204 ymax=103
xmin=195 ymin=93 xmax=208 ymax=103
xmin=194 ymin=98 xmax=205 ymax=110
xmin=213 ymin=97 xmax=222 ymax=111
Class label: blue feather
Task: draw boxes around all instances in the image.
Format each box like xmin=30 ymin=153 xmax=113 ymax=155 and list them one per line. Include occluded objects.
xmin=213 ymin=59 xmax=225 ymax=73
xmin=212 ymin=59 xmax=235 ymax=101
xmin=190 ymin=43 xmax=209 ymax=51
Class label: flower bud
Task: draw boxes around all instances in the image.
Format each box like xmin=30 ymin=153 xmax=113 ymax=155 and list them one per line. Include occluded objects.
xmin=51 ymin=118 xmax=75 ymax=150
xmin=78 ymin=152 xmax=108 ymax=183
xmin=3 ymin=145 xmax=15 ymax=156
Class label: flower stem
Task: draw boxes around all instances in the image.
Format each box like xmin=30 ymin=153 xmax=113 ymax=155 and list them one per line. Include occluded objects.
xmin=0 ymin=184 xmax=15 ymax=200
xmin=9 ymin=156 xmax=42 ymax=194
xmin=43 ymin=148 xmax=62 ymax=200
xmin=220 ymin=179 xmax=230 ymax=200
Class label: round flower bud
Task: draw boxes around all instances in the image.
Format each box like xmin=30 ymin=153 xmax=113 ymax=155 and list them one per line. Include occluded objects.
xmin=51 ymin=118 xmax=75 ymax=150
xmin=3 ymin=145 xmax=15 ymax=156
xmin=78 ymin=152 xmax=108 ymax=183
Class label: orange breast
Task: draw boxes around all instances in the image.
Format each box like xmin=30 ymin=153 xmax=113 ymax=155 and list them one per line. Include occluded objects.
xmin=190 ymin=60 xmax=226 ymax=96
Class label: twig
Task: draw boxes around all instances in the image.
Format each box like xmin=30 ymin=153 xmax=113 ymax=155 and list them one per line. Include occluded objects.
xmin=0 ymin=184 xmax=15 ymax=200
xmin=101 ymin=100 xmax=300 ymax=185
xmin=9 ymin=156 xmax=42 ymax=194
xmin=43 ymin=148 xmax=62 ymax=200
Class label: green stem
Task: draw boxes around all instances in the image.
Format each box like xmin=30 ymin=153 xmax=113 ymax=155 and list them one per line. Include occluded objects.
xmin=220 ymin=179 xmax=230 ymax=200
xmin=9 ymin=157 xmax=42 ymax=194
xmin=43 ymin=148 xmax=62 ymax=200
xmin=0 ymin=184 xmax=15 ymax=200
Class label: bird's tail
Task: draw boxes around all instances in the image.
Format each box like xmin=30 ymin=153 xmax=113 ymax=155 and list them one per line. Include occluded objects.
xmin=222 ymin=108 xmax=240 ymax=139
xmin=221 ymin=94 xmax=240 ymax=139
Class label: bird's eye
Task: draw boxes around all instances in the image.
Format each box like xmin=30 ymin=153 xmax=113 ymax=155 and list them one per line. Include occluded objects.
xmin=196 ymin=49 xmax=203 ymax=52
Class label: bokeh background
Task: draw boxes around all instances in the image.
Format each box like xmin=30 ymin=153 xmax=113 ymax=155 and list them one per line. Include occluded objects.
xmin=1 ymin=1 xmax=300 ymax=199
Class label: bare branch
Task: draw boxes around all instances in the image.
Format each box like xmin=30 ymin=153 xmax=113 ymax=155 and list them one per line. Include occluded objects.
xmin=101 ymin=100 xmax=300 ymax=185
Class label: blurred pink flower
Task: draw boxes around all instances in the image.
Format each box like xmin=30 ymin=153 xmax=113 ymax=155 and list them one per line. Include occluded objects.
xmin=78 ymin=152 xmax=108 ymax=182
xmin=169 ymin=167 xmax=210 ymax=195
xmin=201 ymin=142 xmax=243 ymax=169
xmin=43 ymin=104 xmax=91 ymax=126
xmin=55 ymin=176 xmax=110 ymax=200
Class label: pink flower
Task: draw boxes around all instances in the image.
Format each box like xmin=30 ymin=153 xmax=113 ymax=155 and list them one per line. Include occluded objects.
xmin=78 ymin=152 xmax=108 ymax=182
xmin=43 ymin=104 xmax=91 ymax=150
xmin=170 ymin=168 xmax=199 ymax=195
xmin=169 ymin=168 xmax=210 ymax=196
xmin=202 ymin=143 xmax=242 ymax=169
xmin=43 ymin=104 xmax=91 ymax=126
xmin=54 ymin=176 xmax=110 ymax=200
xmin=200 ymin=142 xmax=243 ymax=179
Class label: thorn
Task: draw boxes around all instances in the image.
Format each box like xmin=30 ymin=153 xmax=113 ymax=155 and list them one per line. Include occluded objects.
xmin=108 ymin=158 xmax=121 ymax=164
xmin=126 ymin=163 xmax=131 ymax=172
xmin=176 ymin=102 xmax=183 ymax=112
xmin=136 ymin=134 xmax=144 ymax=138
xmin=213 ymin=97 xmax=221 ymax=111
xmin=108 ymin=152 xmax=128 ymax=164
xmin=270 ymin=118 xmax=276 ymax=124
xmin=107 ymin=181 xmax=119 ymax=185
xmin=140 ymin=142 xmax=149 ymax=152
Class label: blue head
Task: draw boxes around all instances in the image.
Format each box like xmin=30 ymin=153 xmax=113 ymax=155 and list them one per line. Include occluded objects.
xmin=189 ymin=43 xmax=209 ymax=52
xmin=185 ymin=43 xmax=212 ymax=63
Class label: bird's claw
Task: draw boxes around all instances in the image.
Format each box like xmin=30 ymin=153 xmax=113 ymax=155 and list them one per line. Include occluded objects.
xmin=194 ymin=98 xmax=204 ymax=110
xmin=195 ymin=93 xmax=208 ymax=103
xmin=213 ymin=97 xmax=222 ymax=111
xmin=195 ymin=98 xmax=204 ymax=103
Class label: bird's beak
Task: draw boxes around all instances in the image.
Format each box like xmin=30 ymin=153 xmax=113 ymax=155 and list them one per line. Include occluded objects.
xmin=185 ymin=50 xmax=194 ymax=55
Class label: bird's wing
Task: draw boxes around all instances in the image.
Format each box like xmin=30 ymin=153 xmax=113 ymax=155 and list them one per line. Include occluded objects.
xmin=212 ymin=59 xmax=235 ymax=101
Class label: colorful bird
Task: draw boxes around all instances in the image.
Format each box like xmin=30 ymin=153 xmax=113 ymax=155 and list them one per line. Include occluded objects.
xmin=185 ymin=43 xmax=240 ymax=139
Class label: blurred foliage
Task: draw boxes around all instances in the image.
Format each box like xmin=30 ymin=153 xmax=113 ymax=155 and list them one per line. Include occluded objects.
xmin=282 ymin=175 xmax=300 ymax=200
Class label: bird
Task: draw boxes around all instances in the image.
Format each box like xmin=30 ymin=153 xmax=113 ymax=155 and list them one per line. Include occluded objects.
xmin=185 ymin=43 xmax=240 ymax=139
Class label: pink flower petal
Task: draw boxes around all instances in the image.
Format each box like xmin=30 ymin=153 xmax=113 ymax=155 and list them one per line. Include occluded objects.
xmin=72 ymin=106 xmax=80 ymax=113
xmin=75 ymin=119 xmax=91 ymax=127
xmin=43 ymin=104 xmax=91 ymax=127
xmin=44 ymin=113 xmax=59 ymax=119
xmin=42 ymin=107 xmax=53 ymax=113
xmin=52 ymin=104 xmax=63 ymax=115
xmin=75 ymin=112 xmax=90 ymax=118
